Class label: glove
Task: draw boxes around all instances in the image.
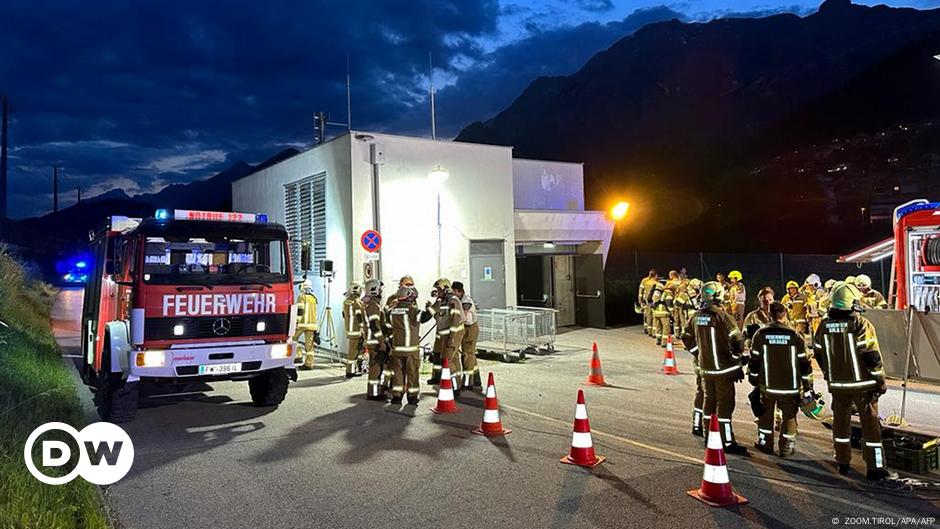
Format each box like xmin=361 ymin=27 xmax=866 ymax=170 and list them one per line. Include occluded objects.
xmin=877 ymin=380 xmax=888 ymax=395
xmin=314 ymin=332 xmax=321 ymax=346
xmin=733 ymin=369 xmax=745 ymax=383
xmin=748 ymin=388 xmax=766 ymax=417
xmin=745 ymin=323 xmax=761 ymax=340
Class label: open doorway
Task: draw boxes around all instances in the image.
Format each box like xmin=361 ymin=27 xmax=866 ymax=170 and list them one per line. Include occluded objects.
xmin=515 ymin=253 xmax=578 ymax=327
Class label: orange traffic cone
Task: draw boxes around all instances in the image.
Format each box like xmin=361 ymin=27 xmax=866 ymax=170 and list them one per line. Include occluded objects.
xmin=431 ymin=357 xmax=461 ymax=414
xmin=472 ymin=372 xmax=511 ymax=437
xmin=585 ymin=343 xmax=608 ymax=386
xmin=560 ymin=389 xmax=605 ymax=468
xmin=687 ymin=413 xmax=748 ymax=507
xmin=661 ymin=335 xmax=680 ymax=375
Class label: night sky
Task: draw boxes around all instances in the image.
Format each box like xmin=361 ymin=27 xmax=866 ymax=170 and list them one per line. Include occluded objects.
xmin=2 ymin=0 xmax=936 ymax=219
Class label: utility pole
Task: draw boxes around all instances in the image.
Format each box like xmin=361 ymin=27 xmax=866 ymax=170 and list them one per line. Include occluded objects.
xmin=53 ymin=164 xmax=59 ymax=213
xmin=1 ymin=94 xmax=10 ymax=220
xmin=76 ymin=186 xmax=81 ymax=205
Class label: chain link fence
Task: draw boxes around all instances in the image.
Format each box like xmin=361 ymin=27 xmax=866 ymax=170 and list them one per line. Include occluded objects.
xmin=606 ymin=251 xmax=889 ymax=326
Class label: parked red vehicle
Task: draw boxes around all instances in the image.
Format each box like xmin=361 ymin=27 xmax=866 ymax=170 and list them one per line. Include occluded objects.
xmin=80 ymin=209 xmax=298 ymax=422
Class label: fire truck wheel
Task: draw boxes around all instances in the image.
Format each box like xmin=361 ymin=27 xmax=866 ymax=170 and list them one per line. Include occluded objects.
xmin=248 ymin=368 xmax=289 ymax=406
xmin=94 ymin=376 xmax=139 ymax=423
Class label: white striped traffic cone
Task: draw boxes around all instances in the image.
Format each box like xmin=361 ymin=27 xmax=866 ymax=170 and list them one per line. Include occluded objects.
xmin=560 ymin=389 xmax=605 ymax=468
xmin=687 ymin=413 xmax=748 ymax=507
xmin=431 ymin=357 xmax=460 ymax=414
xmin=472 ymin=372 xmax=511 ymax=436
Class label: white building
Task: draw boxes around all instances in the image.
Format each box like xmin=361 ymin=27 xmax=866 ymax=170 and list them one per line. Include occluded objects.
xmin=232 ymin=131 xmax=613 ymax=353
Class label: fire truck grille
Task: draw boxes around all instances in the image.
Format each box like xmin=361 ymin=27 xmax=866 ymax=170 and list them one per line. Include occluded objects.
xmin=145 ymin=314 xmax=289 ymax=341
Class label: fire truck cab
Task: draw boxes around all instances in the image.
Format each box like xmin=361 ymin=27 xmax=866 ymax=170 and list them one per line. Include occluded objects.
xmin=81 ymin=209 xmax=298 ymax=422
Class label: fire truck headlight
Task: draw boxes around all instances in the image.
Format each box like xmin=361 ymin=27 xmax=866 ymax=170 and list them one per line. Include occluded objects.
xmin=256 ymin=321 xmax=266 ymax=333
xmin=173 ymin=324 xmax=185 ymax=336
xmin=136 ymin=351 xmax=166 ymax=367
xmin=270 ymin=343 xmax=291 ymax=359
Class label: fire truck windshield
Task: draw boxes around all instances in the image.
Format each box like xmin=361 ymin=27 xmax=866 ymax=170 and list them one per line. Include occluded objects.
xmin=142 ymin=236 xmax=288 ymax=286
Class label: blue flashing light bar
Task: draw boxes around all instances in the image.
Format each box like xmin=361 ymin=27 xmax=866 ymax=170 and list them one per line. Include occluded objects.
xmin=256 ymin=214 xmax=268 ymax=223
xmin=895 ymin=202 xmax=940 ymax=221
xmin=155 ymin=208 xmax=171 ymax=221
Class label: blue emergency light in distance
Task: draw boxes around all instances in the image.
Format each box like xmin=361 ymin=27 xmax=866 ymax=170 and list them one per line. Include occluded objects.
xmin=256 ymin=214 xmax=268 ymax=223
xmin=76 ymin=260 xmax=87 ymax=269
xmin=155 ymin=209 xmax=170 ymax=221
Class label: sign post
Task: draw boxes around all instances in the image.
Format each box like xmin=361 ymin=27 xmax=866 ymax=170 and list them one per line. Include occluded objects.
xmin=360 ymin=230 xmax=382 ymax=282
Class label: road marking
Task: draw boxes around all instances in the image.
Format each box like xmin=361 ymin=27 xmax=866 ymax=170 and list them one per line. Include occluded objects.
xmin=502 ymin=403 xmax=910 ymax=519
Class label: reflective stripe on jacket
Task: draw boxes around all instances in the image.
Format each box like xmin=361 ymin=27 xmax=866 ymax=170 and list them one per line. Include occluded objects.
xmin=343 ymin=297 xmax=364 ymax=337
xmin=812 ymin=314 xmax=884 ymax=392
xmin=747 ymin=322 xmax=811 ymax=395
xmin=681 ymin=306 xmax=745 ymax=378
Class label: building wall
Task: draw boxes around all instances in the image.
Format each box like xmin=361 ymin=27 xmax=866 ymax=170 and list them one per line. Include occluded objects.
xmin=232 ymin=135 xmax=353 ymax=347
xmin=511 ymin=158 xmax=584 ymax=211
xmin=348 ymin=132 xmax=517 ymax=310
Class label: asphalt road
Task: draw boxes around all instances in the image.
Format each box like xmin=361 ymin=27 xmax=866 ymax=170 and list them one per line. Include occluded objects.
xmin=52 ymin=289 xmax=940 ymax=529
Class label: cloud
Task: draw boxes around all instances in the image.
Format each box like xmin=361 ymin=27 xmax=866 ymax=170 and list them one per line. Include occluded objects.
xmin=149 ymin=149 xmax=227 ymax=174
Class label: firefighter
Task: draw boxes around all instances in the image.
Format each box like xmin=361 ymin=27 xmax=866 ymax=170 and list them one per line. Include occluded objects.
xmin=638 ymin=269 xmax=659 ymax=336
xmin=803 ymin=274 xmax=823 ymax=335
xmin=748 ymin=302 xmax=813 ymax=457
xmin=781 ymin=281 xmax=808 ymax=335
xmin=727 ymin=270 xmax=746 ymax=329
xmin=342 ymin=282 xmax=365 ymax=378
xmin=856 ymin=274 xmax=888 ymax=309
xmin=387 ymin=285 xmax=423 ymax=405
xmin=673 ymin=278 xmax=696 ymax=337
xmin=293 ymin=279 xmax=320 ymax=370
xmin=813 ymin=282 xmax=896 ymax=481
xmin=743 ymin=287 xmax=774 ymax=345
xmin=362 ymin=279 xmax=388 ymax=400
xmin=845 ymin=275 xmax=857 ymax=286
xmin=650 ymin=283 xmax=672 ymax=346
xmin=452 ymin=281 xmax=481 ymax=390
xmin=817 ymin=279 xmax=836 ymax=318
xmin=422 ymin=278 xmax=465 ymax=392
xmin=681 ymin=281 xmax=749 ymax=455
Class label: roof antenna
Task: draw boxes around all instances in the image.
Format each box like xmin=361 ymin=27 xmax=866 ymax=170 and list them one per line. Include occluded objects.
xmin=429 ymin=51 xmax=436 ymax=140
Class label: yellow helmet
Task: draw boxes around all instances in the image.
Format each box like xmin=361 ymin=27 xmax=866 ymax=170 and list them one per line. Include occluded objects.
xmin=855 ymin=274 xmax=872 ymax=289
xmin=845 ymin=275 xmax=857 ymax=285
xmin=824 ymin=279 xmax=836 ymax=290
xmin=830 ymin=281 xmax=862 ymax=311
xmin=786 ymin=280 xmax=799 ymax=289
xmin=432 ymin=278 xmax=452 ymax=296
xmin=689 ymin=278 xmax=703 ymax=290
xmin=728 ymin=270 xmax=743 ymax=281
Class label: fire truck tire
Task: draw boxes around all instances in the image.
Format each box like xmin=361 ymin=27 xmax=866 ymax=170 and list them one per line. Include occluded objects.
xmin=95 ymin=377 xmax=139 ymax=423
xmin=93 ymin=332 xmax=139 ymax=422
xmin=248 ymin=368 xmax=289 ymax=406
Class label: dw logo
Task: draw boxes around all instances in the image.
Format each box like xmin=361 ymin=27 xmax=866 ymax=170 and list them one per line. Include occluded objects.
xmin=23 ymin=422 xmax=134 ymax=485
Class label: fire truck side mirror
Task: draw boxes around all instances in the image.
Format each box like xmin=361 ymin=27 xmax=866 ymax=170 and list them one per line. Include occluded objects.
xmin=300 ymin=241 xmax=312 ymax=272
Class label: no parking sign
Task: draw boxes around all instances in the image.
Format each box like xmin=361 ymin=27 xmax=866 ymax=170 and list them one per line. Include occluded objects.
xmin=361 ymin=230 xmax=382 ymax=253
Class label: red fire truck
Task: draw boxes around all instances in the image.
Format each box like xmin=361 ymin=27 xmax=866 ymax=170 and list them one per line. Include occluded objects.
xmin=81 ymin=209 xmax=299 ymax=422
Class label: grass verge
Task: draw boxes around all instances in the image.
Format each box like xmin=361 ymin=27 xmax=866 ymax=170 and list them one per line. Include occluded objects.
xmin=0 ymin=247 xmax=109 ymax=529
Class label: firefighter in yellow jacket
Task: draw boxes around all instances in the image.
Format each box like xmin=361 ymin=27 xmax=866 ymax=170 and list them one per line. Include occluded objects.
xmin=727 ymin=270 xmax=746 ymax=329
xmin=422 ymin=278 xmax=465 ymax=392
xmin=748 ymin=302 xmax=813 ymax=457
xmin=638 ymin=269 xmax=659 ymax=336
xmin=856 ymin=274 xmax=888 ymax=309
xmin=681 ymin=281 xmax=749 ymax=455
xmin=813 ymin=282 xmax=896 ymax=481
xmin=452 ymin=281 xmax=481 ymax=390
xmin=673 ymin=278 xmax=697 ymax=337
xmin=781 ymin=281 xmax=808 ymax=335
xmin=362 ymin=279 xmax=388 ymax=400
xmin=342 ymin=282 xmax=365 ymax=378
xmin=650 ymin=283 xmax=672 ymax=346
xmin=293 ymin=279 xmax=320 ymax=370
xmin=387 ymin=285 xmax=424 ymax=405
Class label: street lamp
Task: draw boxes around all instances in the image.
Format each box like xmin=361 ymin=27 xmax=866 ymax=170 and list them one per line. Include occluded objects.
xmin=611 ymin=201 xmax=629 ymax=221
xmin=428 ymin=165 xmax=449 ymax=276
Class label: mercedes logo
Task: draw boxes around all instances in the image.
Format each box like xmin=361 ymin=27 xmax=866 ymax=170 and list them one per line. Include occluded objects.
xmin=212 ymin=318 xmax=232 ymax=336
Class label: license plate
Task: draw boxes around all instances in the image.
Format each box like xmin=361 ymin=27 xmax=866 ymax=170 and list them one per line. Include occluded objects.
xmin=198 ymin=363 xmax=242 ymax=375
